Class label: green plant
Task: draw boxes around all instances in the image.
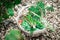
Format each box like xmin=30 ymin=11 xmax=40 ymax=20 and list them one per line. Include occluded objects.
xmin=28 ymin=1 xmax=45 ymax=17
xmin=21 ymin=1 xmax=54 ymax=34
xmin=46 ymin=6 xmax=54 ymax=11
xmin=5 ymin=29 xmax=24 ymax=40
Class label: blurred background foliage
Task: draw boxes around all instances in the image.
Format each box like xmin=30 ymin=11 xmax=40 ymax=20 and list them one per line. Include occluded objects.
xmin=0 ymin=0 xmax=21 ymax=23
xmin=5 ymin=29 xmax=24 ymax=40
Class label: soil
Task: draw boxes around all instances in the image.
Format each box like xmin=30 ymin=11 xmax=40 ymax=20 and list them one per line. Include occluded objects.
xmin=0 ymin=0 xmax=60 ymax=40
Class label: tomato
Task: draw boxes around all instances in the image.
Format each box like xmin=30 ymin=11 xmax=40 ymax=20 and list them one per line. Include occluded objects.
xmin=18 ymin=20 xmax=23 ymax=24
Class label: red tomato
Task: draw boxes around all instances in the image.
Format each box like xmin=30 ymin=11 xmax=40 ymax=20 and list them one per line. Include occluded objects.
xmin=18 ymin=20 xmax=23 ymax=24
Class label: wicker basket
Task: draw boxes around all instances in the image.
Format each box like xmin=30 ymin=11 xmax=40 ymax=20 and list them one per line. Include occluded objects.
xmin=14 ymin=5 xmax=47 ymax=37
